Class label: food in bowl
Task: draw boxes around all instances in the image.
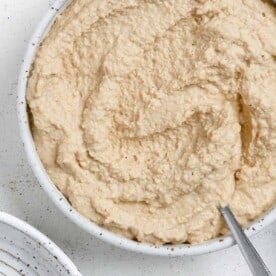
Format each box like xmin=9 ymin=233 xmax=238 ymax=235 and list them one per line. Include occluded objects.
xmin=27 ymin=0 xmax=276 ymax=245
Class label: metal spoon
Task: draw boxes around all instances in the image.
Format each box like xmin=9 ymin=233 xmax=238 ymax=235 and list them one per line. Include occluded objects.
xmin=220 ymin=206 xmax=271 ymax=276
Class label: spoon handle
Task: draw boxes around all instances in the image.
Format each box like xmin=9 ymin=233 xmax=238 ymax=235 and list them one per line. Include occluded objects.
xmin=221 ymin=206 xmax=271 ymax=276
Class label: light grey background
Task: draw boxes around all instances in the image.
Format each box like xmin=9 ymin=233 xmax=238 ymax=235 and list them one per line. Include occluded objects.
xmin=0 ymin=1 xmax=275 ymax=275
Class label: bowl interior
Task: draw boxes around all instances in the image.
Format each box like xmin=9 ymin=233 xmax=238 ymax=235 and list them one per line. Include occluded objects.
xmin=0 ymin=212 xmax=80 ymax=275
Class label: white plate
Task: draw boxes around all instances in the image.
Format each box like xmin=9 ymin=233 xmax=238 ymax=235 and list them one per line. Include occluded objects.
xmin=17 ymin=0 xmax=276 ymax=256
xmin=0 ymin=212 xmax=80 ymax=276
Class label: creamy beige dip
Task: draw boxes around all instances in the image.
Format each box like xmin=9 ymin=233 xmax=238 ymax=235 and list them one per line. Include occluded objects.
xmin=27 ymin=0 xmax=276 ymax=244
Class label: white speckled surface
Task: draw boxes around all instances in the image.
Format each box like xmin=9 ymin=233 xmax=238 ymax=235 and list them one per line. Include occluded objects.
xmin=0 ymin=1 xmax=275 ymax=275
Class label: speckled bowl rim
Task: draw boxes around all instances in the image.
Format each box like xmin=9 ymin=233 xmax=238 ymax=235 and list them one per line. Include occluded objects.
xmin=0 ymin=212 xmax=80 ymax=274
xmin=17 ymin=0 xmax=276 ymax=257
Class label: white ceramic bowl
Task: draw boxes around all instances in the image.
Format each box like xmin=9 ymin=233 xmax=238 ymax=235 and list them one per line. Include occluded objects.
xmin=0 ymin=212 xmax=80 ymax=275
xmin=17 ymin=0 xmax=276 ymax=257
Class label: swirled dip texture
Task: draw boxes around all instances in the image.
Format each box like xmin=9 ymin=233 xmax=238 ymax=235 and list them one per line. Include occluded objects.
xmin=27 ymin=0 xmax=276 ymax=244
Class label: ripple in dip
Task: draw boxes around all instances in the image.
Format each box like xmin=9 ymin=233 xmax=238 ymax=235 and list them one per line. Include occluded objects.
xmin=27 ymin=0 xmax=276 ymax=244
